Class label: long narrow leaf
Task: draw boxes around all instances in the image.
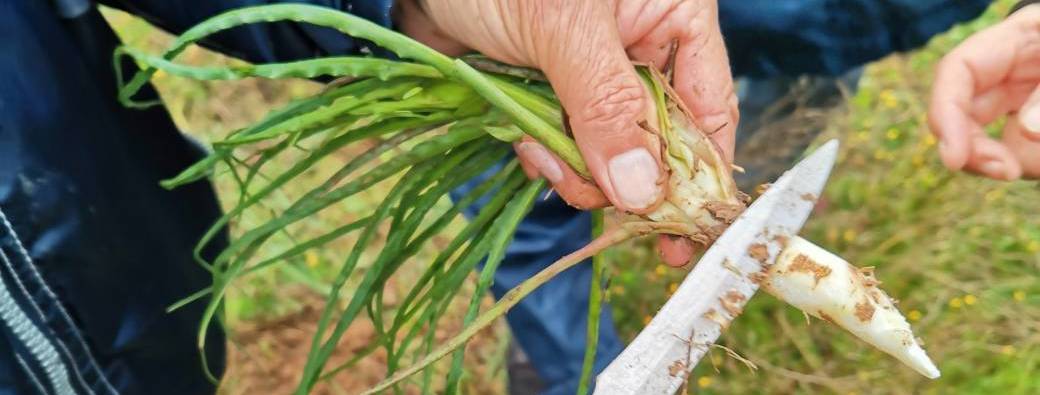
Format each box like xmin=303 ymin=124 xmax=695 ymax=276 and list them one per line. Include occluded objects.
xmin=577 ymin=210 xmax=606 ymax=395
xmin=296 ymin=139 xmax=492 ymax=393
xmin=445 ymin=180 xmax=545 ymax=393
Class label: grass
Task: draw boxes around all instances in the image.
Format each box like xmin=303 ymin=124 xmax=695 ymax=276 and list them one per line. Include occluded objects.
xmin=104 ymin=1 xmax=1039 ymax=393
xmin=610 ymin=3 xmax=1040 ymax=393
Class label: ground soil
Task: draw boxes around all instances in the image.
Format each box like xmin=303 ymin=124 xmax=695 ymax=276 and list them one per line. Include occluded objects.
xmin=219 ymin=290 xmax=507 ymax=395
xmin=219 ymin=298 xmax=394 ymax=395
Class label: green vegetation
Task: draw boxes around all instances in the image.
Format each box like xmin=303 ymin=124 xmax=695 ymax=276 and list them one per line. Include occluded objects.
xmin=104 ymin=1 xmax=1038 ymax=393
xmin=611 ymin=3 xmax=1040 ymax=394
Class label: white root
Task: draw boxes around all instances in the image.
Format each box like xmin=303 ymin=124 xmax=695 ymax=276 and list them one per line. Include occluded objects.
xmin=762 ymin=236 xmax=940 ymax=379
xmin=626 ymin=67 xmax=938 ymax=380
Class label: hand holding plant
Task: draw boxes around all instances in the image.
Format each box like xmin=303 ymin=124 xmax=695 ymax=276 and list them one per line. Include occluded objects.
xmin=113 ymin=4 xmax=939 ymax=392
xmin=397 ymin=0 xmax=739 ymax=266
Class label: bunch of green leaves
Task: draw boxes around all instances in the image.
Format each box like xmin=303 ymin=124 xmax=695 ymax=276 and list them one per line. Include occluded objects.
xmin=114 ymin=4 xmax=617 ymax=394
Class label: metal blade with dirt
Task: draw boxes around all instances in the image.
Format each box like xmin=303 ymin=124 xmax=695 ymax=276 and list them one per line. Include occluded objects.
xmin=594 ymin=140 xmax=839 ymax=395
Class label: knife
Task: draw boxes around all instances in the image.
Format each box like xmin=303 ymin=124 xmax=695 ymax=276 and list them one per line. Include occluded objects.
xmin=594 ymin=139 xmax=839 ymax=394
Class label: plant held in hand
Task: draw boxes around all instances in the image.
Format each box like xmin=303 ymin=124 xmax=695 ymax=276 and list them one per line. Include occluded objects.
xmin=116 ymin=4 xmax=937 ymax=393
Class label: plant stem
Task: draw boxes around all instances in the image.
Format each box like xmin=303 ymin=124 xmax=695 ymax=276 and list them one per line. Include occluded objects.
xmin=577 ymin=210 xmax=606 ymax=395
xmin=362 ymin=220 xmax=693 ymax=394
xmin=451 ymin=60 xmax=589 ymax=177
xmin=445 ymin=179 xmax=545 ymax=393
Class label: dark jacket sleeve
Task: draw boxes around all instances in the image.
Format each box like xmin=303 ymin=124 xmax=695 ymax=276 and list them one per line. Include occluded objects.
xmin=720 ymin=0 xmax=992 ymax=78
xmin=98 ymin=0 xmax=396 ymax=63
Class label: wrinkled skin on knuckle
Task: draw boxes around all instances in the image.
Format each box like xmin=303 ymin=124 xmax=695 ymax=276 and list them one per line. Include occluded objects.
xmin=509 ymin=0 xmax=559 ymax=64
xmin=572 ymin=73 xmax=648 ymax=134
xmin=420 ymin=0 xmax=532 ymax=65
xmin=522 ymin=0 xmax=600 ymax=65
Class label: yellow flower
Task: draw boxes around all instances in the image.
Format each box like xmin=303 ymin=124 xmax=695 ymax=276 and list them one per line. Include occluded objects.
xmin=911 ymin=154 xmax=925 ymax=167
xmin=1028 ymin=240 xmax=1040 ymax=253
xmin=907 ymin=310 xmax=922 ymax=321
xmin=1001 ymin=345 xmax=1016 ymax=356
xmin=873 ymin=149 xmax=886 ymax=161
xmin=654 ymin=265 xmax=667 ymax=277
xmin=879 ymin=90 xmax=898 ymax=108
xmin=949 ymin=297 xmax=963 ymax=309
xmin=305 ymin=250 xmax=319 ymax=268
xmin=842 ymin=229 xmax=857 ymax=243
xmin=964 ymin=294 xmax=977 ymax=306
xmin=643 ymin=315 xmax=653 ymax=325
xmin=885 ymin=128 xmax=900 ymax=141
xmin=697 ymin=376 xmax=713 ymax=388
xmin=668 ymin=282 xmax=679 ymax=295
xmin=923 ymin=134 xmax=937 ymax=147
xmin=1014 ymin=290 xmax=1026 ymax=302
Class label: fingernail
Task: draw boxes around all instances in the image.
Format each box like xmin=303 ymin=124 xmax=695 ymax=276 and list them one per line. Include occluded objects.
xmin=517 ymin=142 xmax=564 ymax=183
xmin=980 ymin=160 xmax=1005 ymax=178
xmin=1021 ymin=106 xmax=1040 ymax=136
xmin=607 ymin=148 xmax=661 ymax=210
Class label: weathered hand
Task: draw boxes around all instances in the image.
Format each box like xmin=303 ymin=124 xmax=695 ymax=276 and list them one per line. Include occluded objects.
xmin=929 ymin=4 xmax=1040 ymax=180
xmin=396 ymin=0 xmax=738 ymax=266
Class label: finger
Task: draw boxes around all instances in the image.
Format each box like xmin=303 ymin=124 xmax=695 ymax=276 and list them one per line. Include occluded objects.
xmin=658 ymin=234 xmax=696 ymax=267
xmin=929 ymin=20 xmax=1027 ymax=170
xmin=1003 ymin=117 xmax=1040 ymax=178
xmin=668 ymin=1 xmax=739 ymax=161
xmin=537 ymin=3 xmax=666 ymax=214
xmin=624 ymin=22 xmax=676 ymax=73
xmin=393 ymin=0 xmax=471 ymax=56
xmin=1016 ymin=84 xmax=1040 ymax=141
xmin=962 ymin=135 xmax=1023 ymax=181
xmin=626 ymin=35 xmax=674 ymax=71
xmin=970 ymin=82 xmax=1036 ymax=125
xmin=513 ymin=139 xmax=610 ymax=210
xmin=930 ymin=57 xmax=983 ymax=170
xmin=615 ymin=0 xmax=682 ymax=69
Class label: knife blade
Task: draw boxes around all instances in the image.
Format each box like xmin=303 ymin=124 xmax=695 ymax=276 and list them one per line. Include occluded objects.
xmin=594 ymin=139 xmax=840 ymax=395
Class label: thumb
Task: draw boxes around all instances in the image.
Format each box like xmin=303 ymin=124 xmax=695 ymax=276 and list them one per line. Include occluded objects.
xmin=535 ymin=4 xmax=665 ymax=214
xmin=1016 ymin=84 xmax=1040 ymax=142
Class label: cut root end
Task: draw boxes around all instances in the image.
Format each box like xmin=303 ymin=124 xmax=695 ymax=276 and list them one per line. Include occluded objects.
xmin=764 ymin=236 xmax=940 ymax=379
